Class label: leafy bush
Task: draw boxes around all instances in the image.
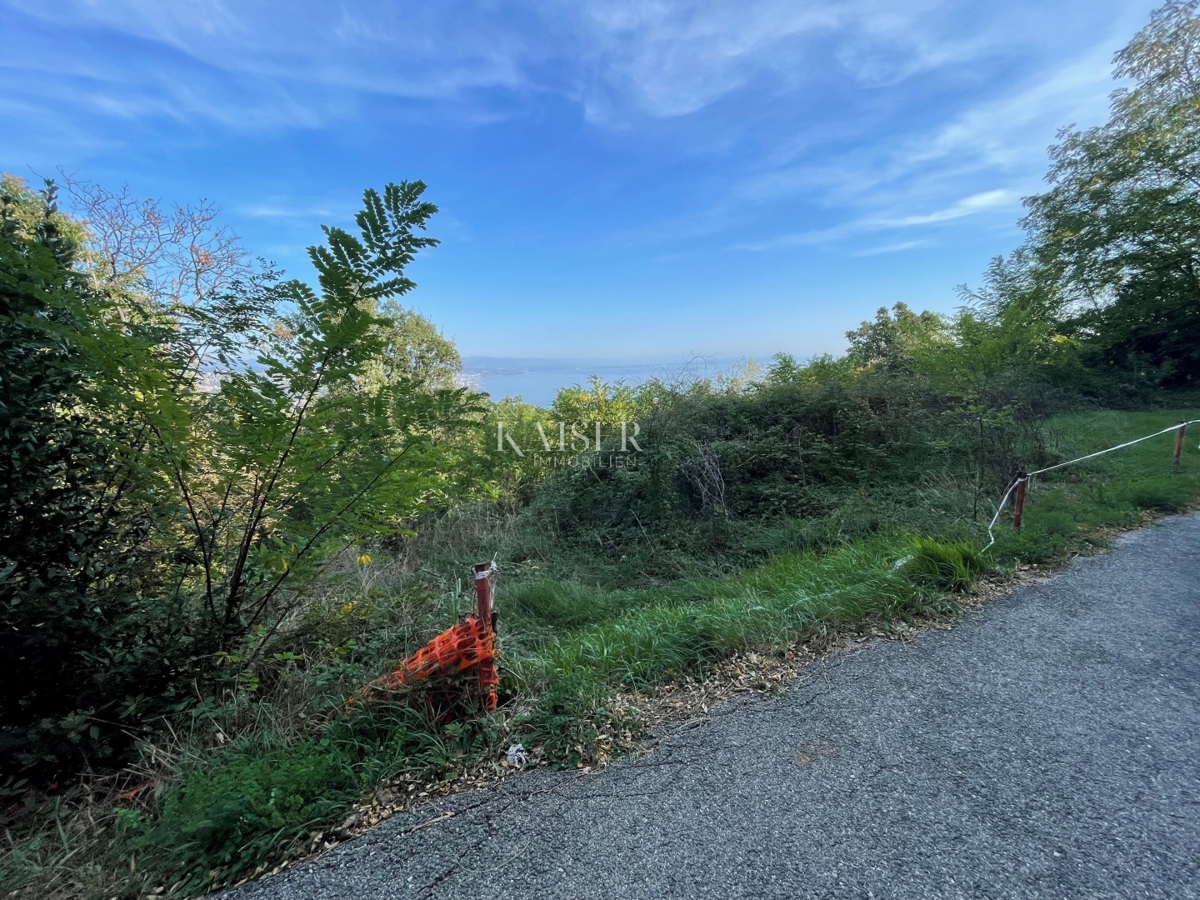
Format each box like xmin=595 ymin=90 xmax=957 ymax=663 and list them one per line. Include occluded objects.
xmin=0 ymin=178 xmax=481 ymax=781
xmin=0 ymin=178 xmax=202 ymax=778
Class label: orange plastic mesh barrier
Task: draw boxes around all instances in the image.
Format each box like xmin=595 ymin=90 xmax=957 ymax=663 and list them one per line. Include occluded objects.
xmin=368 ymin=615 xmax=498 ymax=711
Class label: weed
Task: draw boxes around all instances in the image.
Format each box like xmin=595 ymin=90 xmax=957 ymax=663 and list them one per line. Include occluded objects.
xmin=902 ymin=538 xmax=988 ymax=592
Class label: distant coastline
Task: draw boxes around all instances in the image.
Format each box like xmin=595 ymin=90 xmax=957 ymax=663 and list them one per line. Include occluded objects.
xmin=459 ymin=354 xmax=776 ymax=405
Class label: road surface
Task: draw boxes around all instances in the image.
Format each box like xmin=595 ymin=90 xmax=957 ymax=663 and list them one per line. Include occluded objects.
xmin=225 ymin=514 xmax=1200 ymax=900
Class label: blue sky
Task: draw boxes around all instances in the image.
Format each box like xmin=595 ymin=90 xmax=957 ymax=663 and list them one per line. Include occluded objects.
xmin=1 ymin=0 xmax=1157 ymax=393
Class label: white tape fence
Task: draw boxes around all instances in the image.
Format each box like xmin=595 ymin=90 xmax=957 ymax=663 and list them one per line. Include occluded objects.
xmin=983 ymin=419 xmax=1200 ymax=551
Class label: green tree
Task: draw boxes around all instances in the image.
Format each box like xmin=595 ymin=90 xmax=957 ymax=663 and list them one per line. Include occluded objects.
xmin=0 ymin=178 xmax=191 ymax=776
xmin=1024 ymin=0 xmax=1200 ymax=390
xmin=845 ymin=302 xmax=951 ymax=373
xmin=361 ymin=301 xmax=462 ymax=394
xmin=551 ymin=375 xmax=644 ymax=431
xmin=1 ymin=178 xmax=476 ymax=777
xmin=150 ymin=182 xmax=473 ymax=658
xmin=911 ymin=252 xmax=1077 ymax=519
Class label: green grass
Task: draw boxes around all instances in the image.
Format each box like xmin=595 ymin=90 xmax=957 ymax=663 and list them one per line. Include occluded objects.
xmin=5 ymin=408 xmax=1200 ymax=898
xmin=2 ymin=698 xmax=508 ymax=899
xmin=122 ymin=700 xmax=503 ymax=896
xmin=510 ymin=539 xmax=924 ymax=688
xmin=987 ymin=410 xmax=1200 ymax=562
xmin=902 ymin=537 xmax=988 ymax=592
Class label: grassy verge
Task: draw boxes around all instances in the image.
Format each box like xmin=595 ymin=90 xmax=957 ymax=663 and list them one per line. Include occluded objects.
xmin=4 ymin=409 xmax=1198 ymax=898
xmin=987 ymin=410 xmax=1200 ymax=562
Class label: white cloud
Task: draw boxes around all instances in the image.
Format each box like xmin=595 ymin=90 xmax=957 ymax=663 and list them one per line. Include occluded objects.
xmin=571 ymin=1 xmax=845 ymax=120
xmin=5 ymin=0 xmax=538 ymax=101
xmin=851 ymin=239 xmax=934 ymax=256
xmin=0 ymin=0 xmax=1162 ymax=261
xmin=726 ymin=12 xmax=1146 ymax=256
xmin=742 ymin=43 xmax=1118 ymax=208
xmin=739 ymin=188 xmax=1014 ymax=250
xmin=878 ymin=189 xmax=1016 ymax=226
xmin=240 ymin=203 xmax=343 ymax=220
xmin=903 ymin=44 xmax=1118 ymax=171
xmin=2 ymin=0 xmax=1046 ymax=125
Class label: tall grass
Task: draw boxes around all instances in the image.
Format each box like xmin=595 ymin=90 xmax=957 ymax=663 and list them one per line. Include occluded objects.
xmin=122 ymin=699 xmax=504 ymax=896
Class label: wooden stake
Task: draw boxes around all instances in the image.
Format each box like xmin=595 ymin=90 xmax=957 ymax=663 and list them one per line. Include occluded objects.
xmin=1175 ymin=423 xmax=1187 ymax=469
xmin=473 ymin=561 xmax=499 ymax=711
xmin=1012 ymin=473 xmax=1027 ymax=533
xmin=473 ymin=562 xmax=495 ymax=631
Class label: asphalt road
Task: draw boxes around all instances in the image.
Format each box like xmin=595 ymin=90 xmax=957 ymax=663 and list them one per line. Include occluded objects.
xmin=225 ymin=514 xmax=1200 ymax=900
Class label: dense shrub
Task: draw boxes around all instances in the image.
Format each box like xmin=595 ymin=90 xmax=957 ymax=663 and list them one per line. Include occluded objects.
xmin=0 ymin=180 xmax=203 ymax=778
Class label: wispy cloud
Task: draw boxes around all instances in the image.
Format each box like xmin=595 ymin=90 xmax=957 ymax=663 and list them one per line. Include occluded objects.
xmin=739 ymin=188 xmax=1017 ymax=251
xmin=0 ymin=6 xmax=345 ymax=137
xmin=909 ymin=48 xmax=1118 ymax=171
xmin=0 ymin=0 xmax=1163 ymax=354
xmin=1 ymin=0 xmax=1098 ymax=130
xmin=240 ymin=203 xmax=347 ymax=221
xmin=877 ymin=189 xmax=1016 ymax=227
xmin=851 ymin=239 xmax=935 ymax=256
xmin=724 ymin=16 xmax=1140 ymax=256
xmin=4 ymin=0 xmax=538 ymax=104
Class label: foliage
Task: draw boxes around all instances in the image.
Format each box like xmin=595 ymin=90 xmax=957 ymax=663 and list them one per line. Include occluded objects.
xmin=360 ymin=301 xmax=463 ymax=395
xmin=0 ymin=178 xmax=194 ymax=777
xmin=845 ymin=302 xmax=952 ymax=372
xmin=0 ymin=179 xmax=481 ymax=780
xmin=147 ymin=182 xmax=477 ymax=658
xmin=550 ymin=375 xmax=649 ymax=427
xmin=1024 ymin=0 xmax=1200 ymax=393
